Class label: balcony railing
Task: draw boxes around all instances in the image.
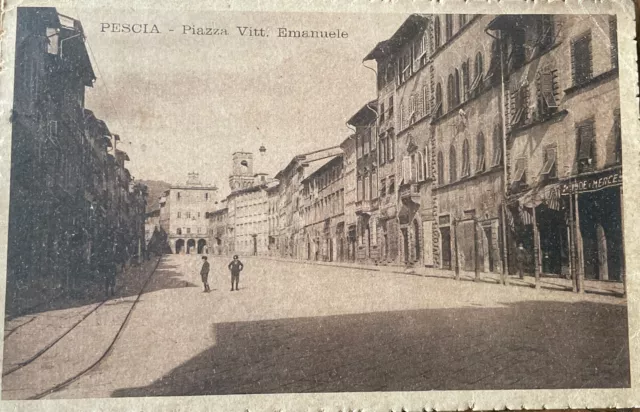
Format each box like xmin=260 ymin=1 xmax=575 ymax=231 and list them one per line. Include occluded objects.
xmin=355 ymin=198 xmax=378 ymax=214
xmin=399 ymin=183 xmax=420 ymax=204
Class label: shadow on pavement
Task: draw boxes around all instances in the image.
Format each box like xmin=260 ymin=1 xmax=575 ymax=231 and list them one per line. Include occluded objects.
xmin=5 ymin=256 xmax=196 ymax=319
xmin=113 ymin=299 xmax=629 ymax=397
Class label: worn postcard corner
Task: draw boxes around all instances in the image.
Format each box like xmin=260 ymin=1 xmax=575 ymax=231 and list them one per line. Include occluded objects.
xmin=0 ymin=0 xmax=638 ymax=411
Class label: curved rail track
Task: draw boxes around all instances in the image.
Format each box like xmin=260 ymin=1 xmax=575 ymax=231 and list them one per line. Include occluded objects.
xmin=3 ymin=257 xmax=162 ymax=399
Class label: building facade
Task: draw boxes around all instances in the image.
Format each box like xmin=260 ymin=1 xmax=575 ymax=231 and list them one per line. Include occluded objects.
xmin=7 ymin=8 xmax=148 ymax=312
xmin=160 ymin=173 xmax=218 ymax=254
xmin=300 ymin=155 xmax=345 ymax=261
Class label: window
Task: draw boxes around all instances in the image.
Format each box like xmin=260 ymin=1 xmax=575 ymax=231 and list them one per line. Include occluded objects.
xmin=402 ymin=156 xmax=412 ymax=183
xmin=177 ymin=192 xmax=181 ymax=201
xmin=356 ymin=136 xmax=362 ymax=159
xmin=462 ymin=60 xmax=470 ymax=101
xmin=610 ymin=16 xmax=618 ymax=68
xmin=357 ymin=175 xmax=363 ymax=201
xmin=186 ymin=211 xmax=191 ymax=219
xmin=414 ymin=31 xmax=427 ymax=68
xmin=388 ymin=175 xmax=395 ymax=194
xmin=380 ymin=102 xmax=385 ymax=123
xmin=176 ymin=228 xmax=182 ymax=235
xmin=577 ymin=119 xmax=596 ymax=173
xmin=449 ymin=145 xmax=457 ymax=182
xmin=453 ymin=69 xmax=461 ymax=107
xmin=399 ymin=103 xmax=405 ymax=130
xmin=445 ymin=14 xmax=454 ymax=40
xmin=537 ymin=69 xmax=558 ymax=118
xmin=571 ymin=32 xmax=593 ymax=86
xmin=187 ymin=228 xmax=191 ymax=234
xmin=416 ymin=150 xmax=425 ymax=181
xmin=399 ymin=49 xmax=413 ymax=83
xmin=459 ymin=14 xmax=467 ymax=27
xmin=511 ymin=158 xmax=527 ymax=191
xmin=177 ymin=211 xmax=181 ymax=218
xmin=422 ymin=85 xmax=429 ymax=116
xmin=471 ymin=134 xmax=484 ymax=176
xmin=364 ymin=175 xmax=371 ymax=200
xmin=446 ymin=74 xmax=455 ymax=112
xmin=424 ymin=146 xmax=431 ymax=179
xmin=388 ymin=96 xmax=394 ymax=118
xmin=614 ymin=108 xmax=622 ymax=164
xmin=492 ymin=125 xmax=503 ymax=167
xmin=371 ymin=171 xmax=378 ymax=199
xmin=205 ymin=193 xmax=209 ymax=200
xmin=380 ymin=177 xmax=386 ymax=197
xmin=364 ymin=132 xmax=370 ymax=156
xmin=379 ymin=136 xmax=386 ymax=165
xmin=461 ymin=139 xmax=470 ymax=177
xmin=408 ymin=95 xmax=416 ymax=124
xmin=387 ymin=133 xmax=395 ymax=161
xmin=434 ymin=17 xmax=441 ymax=49
xmin=536 ymin=15 xmax=554 ymax=51
xmin=540 ymin=146 xmax=557 ymax=180
xmin=434 ymin=83 xmax=443 ymax=117
xmin=470 ymin=52 xmax=484 ymax=95
xmin=510 ymin=83 xmax=529 ymax=127
xmin=437 ymin=151 xmax=445 ymax=184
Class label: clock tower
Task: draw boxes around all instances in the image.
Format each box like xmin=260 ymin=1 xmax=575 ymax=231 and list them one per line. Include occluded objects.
xmin=229 ymin=152 xmax=255 ymax=191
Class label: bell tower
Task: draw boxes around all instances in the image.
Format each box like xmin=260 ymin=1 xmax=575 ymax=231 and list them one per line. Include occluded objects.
xmin=229 ymin=152 xmax=255 ymax=191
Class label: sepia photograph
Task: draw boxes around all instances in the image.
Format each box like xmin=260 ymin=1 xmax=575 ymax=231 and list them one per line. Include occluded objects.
xmin=0 ymin=3 xmax=635 ymax=407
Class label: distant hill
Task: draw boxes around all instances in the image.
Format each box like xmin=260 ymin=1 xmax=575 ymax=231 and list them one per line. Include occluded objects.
xmin=139 ymin=180 xmax=172 ymax=213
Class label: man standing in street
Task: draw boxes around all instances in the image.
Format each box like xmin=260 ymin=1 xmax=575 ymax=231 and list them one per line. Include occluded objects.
xmin=200 ymin=256 xmax=211 ymax=292
xmin=228 ymin=255 xmax=243 ymax=291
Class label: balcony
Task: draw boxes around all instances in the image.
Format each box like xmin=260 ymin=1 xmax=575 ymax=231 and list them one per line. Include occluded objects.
xmin=355 ymin=198 xmax=378 ymax=215
xmin=399 ymin=182 xmax=420 ymax=205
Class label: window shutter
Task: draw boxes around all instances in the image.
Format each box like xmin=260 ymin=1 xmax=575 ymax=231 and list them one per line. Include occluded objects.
xmin=610 ymin=16 xmax=618 ymax=68
xmin=541 ymin=71 xmax=558 ymax=108
xmin=570 ymin=39 xmax=577 ymax=86
xmin=578 ymin=123 xmax=595 ymax=161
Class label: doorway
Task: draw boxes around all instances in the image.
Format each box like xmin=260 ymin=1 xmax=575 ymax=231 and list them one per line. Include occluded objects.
xmin=440 ymin=227 xmax=452 ymax=269
xmin=402 ymin=228 xmax=409 ymax=264
xmin=483 ymin=226 xmax=494 ymax=272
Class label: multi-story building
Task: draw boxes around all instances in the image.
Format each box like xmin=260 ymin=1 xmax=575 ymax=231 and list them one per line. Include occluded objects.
xmin=347 ymin=102 xmax=382 ymax=264
xmin=207 ymin=205 xmax=229 ymax=255
xmin=427 ymin=14 xmax=507 ymax=276
xmin=488 ymin=14 xmax=622 ymax=285
xmin=160 ymin=173 xmax=218 ymax=254
xmin=300 ymin=154 xmax=345 ymax=261
xmin=7 ymin=8 xmax=147 ymax=312
xmin=226 ymin=152 xmax=276 ymax=256
xmin=274 ymin=146 xmax=343 ymax=259
xmin=359 ymin=12 xmax=623 ymax=289
xmin=340 ymin=135 xmax=357 ymax=262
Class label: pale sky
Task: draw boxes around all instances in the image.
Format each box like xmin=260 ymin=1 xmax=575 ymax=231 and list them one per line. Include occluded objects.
xmin=59 ymin=8 xmax=407 ymax=198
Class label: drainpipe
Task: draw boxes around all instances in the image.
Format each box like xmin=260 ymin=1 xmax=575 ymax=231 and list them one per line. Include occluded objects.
xmin=486 ymin=26 xmax=510 ymax=285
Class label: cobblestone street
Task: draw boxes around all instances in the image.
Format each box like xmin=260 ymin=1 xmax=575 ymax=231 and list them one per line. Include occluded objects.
xmin=3 ymin=254 xmax=629 ymax=399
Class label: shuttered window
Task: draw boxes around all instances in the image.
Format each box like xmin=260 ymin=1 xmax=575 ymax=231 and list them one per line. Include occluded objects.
xmin=476 ymin=132 xmax=486 ymax=173
xmin=449 ymin=145 xmax=457 ymax=182
xmin=461 ymin=139 xmax=470 ymax=177
xmin=614 ymin=108 xmax=622 ymax=164
xmin=577 ymin=120 xmax=595 ymax=173
xmin=491 ymin=124 xmax=503 ymax=167
xmin=571 ymin=32 xmax=593 ymax=86
xmin=437 ymin=151 xmax=445 ymax=184
xmin=538 ymin=70 xmax=558 ymax=115
xmin=540 ymin=146 xmax=557 ymax=179
xmin=610 ymin=16 xmax=618 ymax=69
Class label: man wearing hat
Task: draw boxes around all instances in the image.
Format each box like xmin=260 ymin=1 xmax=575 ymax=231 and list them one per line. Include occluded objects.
xmin=228 ymin=255 xmax=244 ymax=291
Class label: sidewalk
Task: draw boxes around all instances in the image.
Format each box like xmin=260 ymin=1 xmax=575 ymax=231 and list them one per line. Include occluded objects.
xmin=257 ymin=255 xmax=625 ymax=298
xmin=2 ymin=257 xmax=161 ymax=400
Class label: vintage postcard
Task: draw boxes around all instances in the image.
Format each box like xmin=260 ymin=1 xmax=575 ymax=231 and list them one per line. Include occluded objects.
xmin=0 ymin=0 xmax=638 ymax=410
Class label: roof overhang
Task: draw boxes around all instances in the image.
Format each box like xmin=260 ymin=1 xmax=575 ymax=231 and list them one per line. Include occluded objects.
xmin=363 ymin=14 xmax=428 ymax=61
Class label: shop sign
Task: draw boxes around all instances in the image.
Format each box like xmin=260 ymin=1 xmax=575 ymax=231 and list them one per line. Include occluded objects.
xmin=560 ymin=169 xmax=622 ymax=196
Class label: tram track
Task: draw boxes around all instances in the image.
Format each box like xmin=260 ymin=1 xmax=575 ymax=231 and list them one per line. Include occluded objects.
xmin=2 ymin=256 xmax=162 ymax=399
